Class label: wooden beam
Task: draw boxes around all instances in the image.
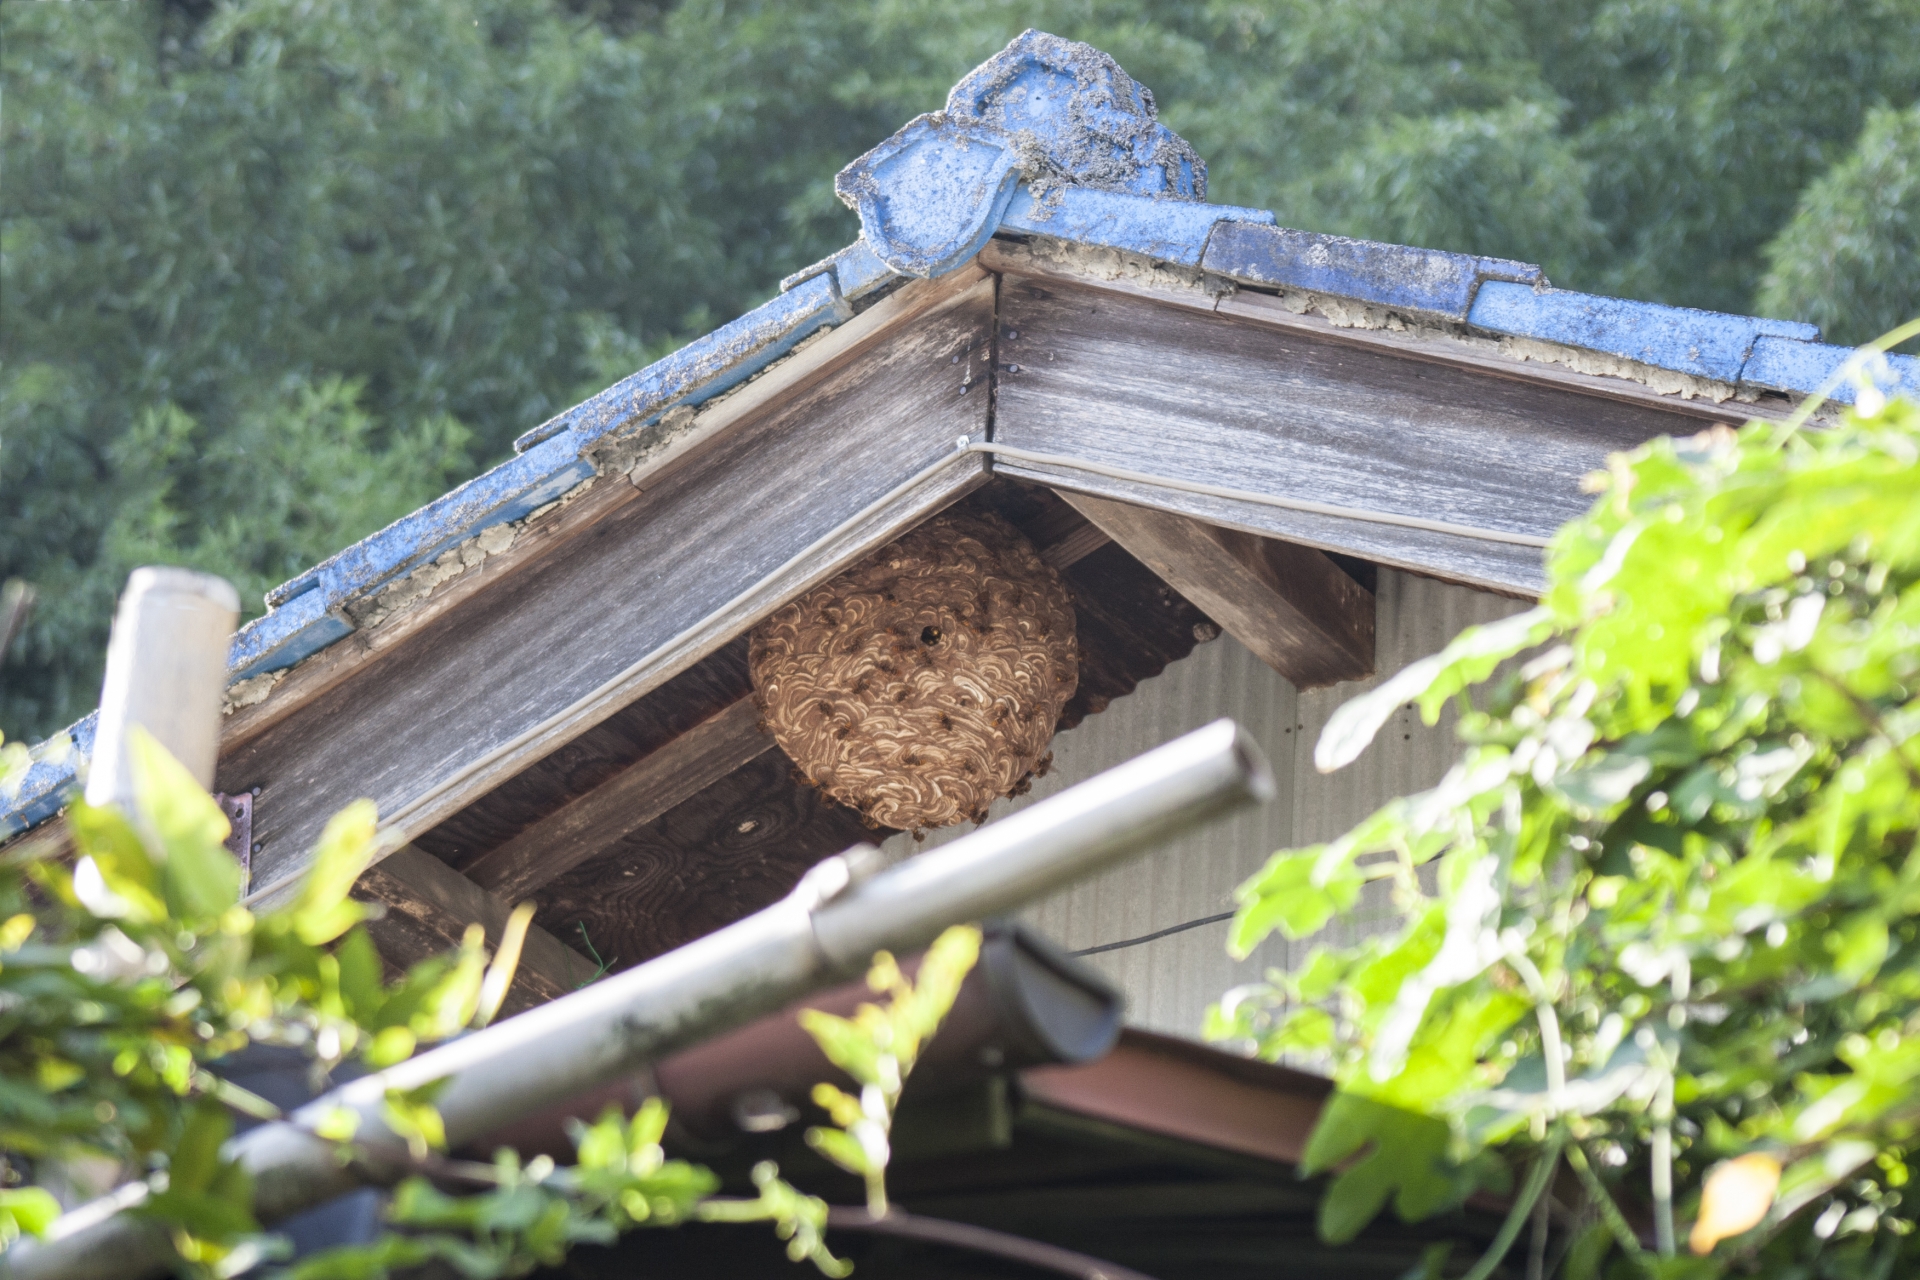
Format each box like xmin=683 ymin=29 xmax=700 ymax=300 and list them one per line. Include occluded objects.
xmin=463 ymin=696 xmax=774 ymax=902
xmin=1059 ymin=493 xmax=1373 ymax=688
xmin=220 ymin=272 xmax=994 ymax=893
xmin=1037 ymin=516 xmax=1110 ymax=571
xmin=355 ymin=846 xmax=589 ymax=1013
xmin=988 ymin=271 xmax=1730 ymax=597
xmin=531 ymin=747 xmax=878 ymax=974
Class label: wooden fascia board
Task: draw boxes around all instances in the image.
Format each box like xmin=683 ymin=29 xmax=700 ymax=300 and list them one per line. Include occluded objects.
xmin=1059 ymin=493 xmax=1373 ymax=688
xmin=226 ymin=272 xmax=996 ymax=905
xmin=222 ymin=268 xmax=993 ymax=756
xmin=982 ymin=258 xmax=1744 ymax=597
xmin=981 ymin=237 xmax=1783 ymax=428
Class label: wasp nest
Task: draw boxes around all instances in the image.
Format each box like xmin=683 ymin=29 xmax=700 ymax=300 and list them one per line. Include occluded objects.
xmin=750 ymin=510 xmax=1078 ymax=832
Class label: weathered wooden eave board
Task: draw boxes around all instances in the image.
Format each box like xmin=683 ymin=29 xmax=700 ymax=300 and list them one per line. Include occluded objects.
xmin=986 ymin=264 xmax=1744 ymax=597
xmin=219 ymin=268 xmax=991 ymax=756
xmin=979 ymin=237 xmax=1786 ymax=429
xmin=223 ymin=272 xmax=996 ymax=898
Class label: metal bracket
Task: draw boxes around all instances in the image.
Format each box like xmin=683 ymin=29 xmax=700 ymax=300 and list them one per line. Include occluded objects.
xmin=213 ymin=791 xmax=254 ymax=892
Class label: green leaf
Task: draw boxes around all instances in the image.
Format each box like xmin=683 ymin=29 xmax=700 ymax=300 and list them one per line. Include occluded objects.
xmin=363 ymin=1026 xmax=416 ymax=1069
xmin=0 ymin=1188 xmax=62 ymax=1245
xmin=803 ymin=1125 xmax=873 ymax=1177
xmin=627 ymin=1096 xmax=669 ymax=1151
xmin=335 ymin=925 xmax=386 ymax=1023
xmin=35 ymin=1057 xmax=84 ymax=1092
xmin=1832 ymin=914 xmax=1890 ymax=983
xmin=136 ymin=1189 xmax=257 ymax=1243
xmin=65 ymin=802 xmax=167 ymax=923
xmin=1231 ymin=847 xmax=1365 ymax=954
xmin=170 ymin=1099 xmax=232 ymax=1195
xmin=387 ymin=1177 xmax=484 ymax=1231
xmin=383 ymin=1080 xmax=450 ymax=1159
xmin=285 ymin=800 xmax=380 ymax=945
xmin=1303 ymin=1092 xmax=1468 ymax=1243
xmin=570 ymin=1106 xmax=628 ymax=1172
xmin=127 ymin=727 xmax=241 ymax=922
xmin=286 ymin=1235 xmax=433 ymax=1280
xmin=1315 ymin=607 xmax=1554 ymax=773
xmin=1553 ymin=751 xmax=1652 ymax=812
xmin=1562 ymin=1220 xmax=1616 ymax=1280
xmin=798 ymin=1009 xmax=883 ymax=1088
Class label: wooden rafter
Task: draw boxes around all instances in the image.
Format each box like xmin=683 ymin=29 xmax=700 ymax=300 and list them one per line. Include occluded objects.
xmin=1059 ymin=493 xmax=1373 ymax=688
xmin=463 ymin=697 xmax=773 ymax=903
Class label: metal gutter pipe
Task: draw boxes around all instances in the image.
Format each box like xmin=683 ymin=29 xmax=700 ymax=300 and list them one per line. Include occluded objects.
xmin=8 ymin=718 xmax=1273 ymax=1280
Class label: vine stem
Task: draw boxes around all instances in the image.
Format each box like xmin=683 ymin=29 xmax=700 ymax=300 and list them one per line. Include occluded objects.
xmin=1566 ymin=1142 xmax=1655 ymax=1275
xmin=1528 ymin=1177 xmax=1551 ymax=1280
xmin=1817 ymin=670 xmax=1920 ymax=791
xmin=1458 ymin=1134 xmax=1566 ymax=1280
xmin=1503 ymin=942 xmax=1566 ymax=1111
xmin=1652 ymin=1074 xmax=1676 ymax=1257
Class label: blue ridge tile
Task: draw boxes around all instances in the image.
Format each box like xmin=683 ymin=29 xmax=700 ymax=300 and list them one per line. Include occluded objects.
xmin=1201 ymin=221 xmax=1539 ymax=323
xmin=1743 ymin=336 xmax=1920 ymax=405
xmin=1470 ymin=283 xmax=1820 ymax=385
xmin=1000 ymin=186 xmax=1272 ymax=268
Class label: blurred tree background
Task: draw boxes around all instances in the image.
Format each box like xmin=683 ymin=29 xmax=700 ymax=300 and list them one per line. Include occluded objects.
xmin=4 ymin=0 xmax=1918 ymax=740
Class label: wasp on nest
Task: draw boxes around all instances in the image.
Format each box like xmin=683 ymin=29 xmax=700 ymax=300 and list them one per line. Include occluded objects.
xmin=749 ymin=509 xmax=1078 ymax=833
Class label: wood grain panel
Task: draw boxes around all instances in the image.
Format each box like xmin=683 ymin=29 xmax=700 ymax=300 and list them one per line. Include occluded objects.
xmin=990 ymin=274 xmax=1712 ymax=595
xmin=414 ymin=638 xmax=755 ymax=871
xmin=532 ymin=750 xmax=879 ymax=973
xmin=1060 ymin=493 xmax=1373 ymax=688
xmin=223 ymin=278 xmax=995 ymax=892
xmin=465 ymin=697 xmax=772 ymax=901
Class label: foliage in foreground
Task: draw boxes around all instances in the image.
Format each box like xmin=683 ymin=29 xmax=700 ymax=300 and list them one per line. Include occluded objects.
xmin=0 ymin=722 xmax=979 ymax=1277
xmin=1214 ymin=380 xmax=1920 ymax=1278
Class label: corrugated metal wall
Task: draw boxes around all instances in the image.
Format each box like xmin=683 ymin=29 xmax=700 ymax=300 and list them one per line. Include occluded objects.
xmin=880 ymin=567 xmax=1528 ymax=1040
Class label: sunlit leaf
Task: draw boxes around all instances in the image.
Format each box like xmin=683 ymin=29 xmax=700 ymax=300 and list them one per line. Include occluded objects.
xmin=0 ymin=1188 xmax=62 ymax=1245
xmin=803 ymin=1125 xmax=872 ymax=1177
xmin=1315 ymin=607 xmax=1554 ymax=772
xmin=284 ymin=800 xmax=380 ymax=945
xmin=127 ymin=727 xmax=240 ymax=922
xmin=1690 ymin=1154 xmax=1781 ymax=1254
xmin=66 ymin=802 xmax=166 ymax=922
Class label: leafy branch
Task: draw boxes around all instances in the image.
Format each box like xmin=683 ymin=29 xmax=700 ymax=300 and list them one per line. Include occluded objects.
xmin=797 ymin=926 xmax=983 ymax=1220
xmin=1213 ymin=387 xmax=1920 ymax=1278
xmin=0 ymin=720 xmax=980 ymax=1279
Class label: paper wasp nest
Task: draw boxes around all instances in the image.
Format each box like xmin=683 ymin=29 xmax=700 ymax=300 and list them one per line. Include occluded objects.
xmin=749 ymin=510 xmax=1077 ymax=832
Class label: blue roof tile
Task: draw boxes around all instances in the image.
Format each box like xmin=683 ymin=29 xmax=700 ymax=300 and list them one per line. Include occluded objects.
xmin=1001 ymin=186 xmax=1271 ymax=268
xmin=1201 ymin=222 xmax=1539 ymax=323
xmin=1743 ymin=335 xmax=1920 ymax=406
xmin=1469 ymin=283 xmax=1820 ymax=385
xmin=2 ymin=713 xmax=92 ymax=839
